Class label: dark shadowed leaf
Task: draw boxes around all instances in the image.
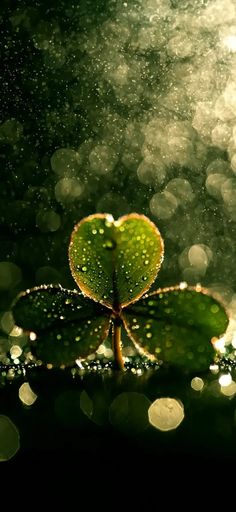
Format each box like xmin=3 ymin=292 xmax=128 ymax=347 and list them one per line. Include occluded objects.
xmin=12 ymin=285 xmax=111 ymax=366
xmin=69 ymin=213 xmax=164 ymax=310
xmin=122 ymin=284 xmax=229 ymax=372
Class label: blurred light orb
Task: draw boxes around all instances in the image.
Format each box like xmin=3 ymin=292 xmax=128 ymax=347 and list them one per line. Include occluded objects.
xmin=19 ymin=383 xmax=37 ymax=406
xmin=55 ymin=177 xmax=83 ymax=204
xmin=137 ymin=157 xmax=166 ymax=186
xmin=0 ymin=312 xmax=14 ymax=334
xmin=205 ymin=173 xmax=227 ymax=199
xmin=165 ymin=178 xmax=194 ymax=205
xmin=167 ymin=33 xmax=194 ymax=59
xmin=188 ymin=245 xmax=208 ymax=273
xmin=223 ymin=35 xmax=236 ymax=52
xmin=9 ymin=326 xmax=23 ymax=337
xmin=191 ymin=377 xmax=204 ymax=391
xmin=89 ymin=144 xmax=118 ymax=174
xmin=219 ymin=373 xmax=232 ymax=387
xmin=221 ymin=381 xmax=236 ymax=396
xmin=221 ymin=178 xmax=236 ymax=205
xmin=148 ymin=397 xmax=184 ymax=432
xmin=0 ymin=416 xmax=20 ymax=461
xmin=211 ymin=123 xmax=231 ymax=149
xmin=0 ymin=262 xmax=22 ymax=290
xmin=36 ymin=209 xmax=61 ymax=232
xmin=51 ymin=148 xmax=81 ymax=176
xmin=10 ymin=345 xmax=22 ymax=359
xmin=150 ymin=191 xmax=178 ymax=219
xmin=0 ymin=118 xmax=23 ymax=144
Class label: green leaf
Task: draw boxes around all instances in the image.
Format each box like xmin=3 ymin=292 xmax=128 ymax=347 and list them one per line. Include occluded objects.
xmin=69 ymin=213 xmax=164 ymax=310
xmin=12 ymin=285 xmax=111 ymax=367
xmin=122 ymin=284 xmax=229 ymax=372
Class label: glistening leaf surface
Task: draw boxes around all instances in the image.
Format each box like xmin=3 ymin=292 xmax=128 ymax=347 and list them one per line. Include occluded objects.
xmin=69 ymin=213 xmax=164 ymax=310
xmin=12 ymin=285 xmax=111 ymax=366
xmin=123 ymin=285 xmax=229 ymax=372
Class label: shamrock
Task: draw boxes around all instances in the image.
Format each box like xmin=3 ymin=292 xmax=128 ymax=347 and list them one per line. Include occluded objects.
xmin=12 ymin=213 xmax=229 ymax=372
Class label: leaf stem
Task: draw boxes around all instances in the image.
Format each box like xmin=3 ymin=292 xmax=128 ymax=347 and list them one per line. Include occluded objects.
xmin=112 ymin=317 xmax=124 ymax=371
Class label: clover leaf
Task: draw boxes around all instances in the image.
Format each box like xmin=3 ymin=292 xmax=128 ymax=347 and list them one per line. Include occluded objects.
xmin=12 ymin=285 xmax=110 ymax=367
xmin=68 ymin=213 xmax=164 ymax=309
xmin=11 ymin=213 xmax=229 ymax=372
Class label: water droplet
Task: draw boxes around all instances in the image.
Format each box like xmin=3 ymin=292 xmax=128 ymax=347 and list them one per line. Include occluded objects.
xmin=57 ymin=334 xmax=62 ymax=340
xmin=104 ymin=239 xmax=116 ymax=250
xmin=146 ymin=332 xmax=152 ymax=339
xmin=82 ymin=266 xmax=87 ymax=272
xmin=144 ymin=260 xmax=149 ymax=265
xmin=142 ymin=276 xmax=148 ymax=281
xmin=92 ymin=229 xmax=97 ymax=235
xmin=75 ymin=336 xmax=81 ymax=342
xmin=99 ymin=228 xmax=104 ymax=234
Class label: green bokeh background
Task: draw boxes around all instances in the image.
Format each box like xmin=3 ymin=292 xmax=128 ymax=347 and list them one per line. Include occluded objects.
xmin=1 ymin=0 xmax=236 ymax=467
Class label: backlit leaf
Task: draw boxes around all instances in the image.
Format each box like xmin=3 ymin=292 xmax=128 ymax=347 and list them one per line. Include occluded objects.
xmin=12 ymin=285 xmax=111 ymax=367
xmin=122 ymin=284 xmax=229 ymax=372
xmin=69 ymin=213 xmax=164 ymax=310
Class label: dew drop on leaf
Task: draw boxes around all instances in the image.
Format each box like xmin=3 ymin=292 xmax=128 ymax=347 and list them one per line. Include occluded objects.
xmin=103 ymin=239 xmax=116 ymax=250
